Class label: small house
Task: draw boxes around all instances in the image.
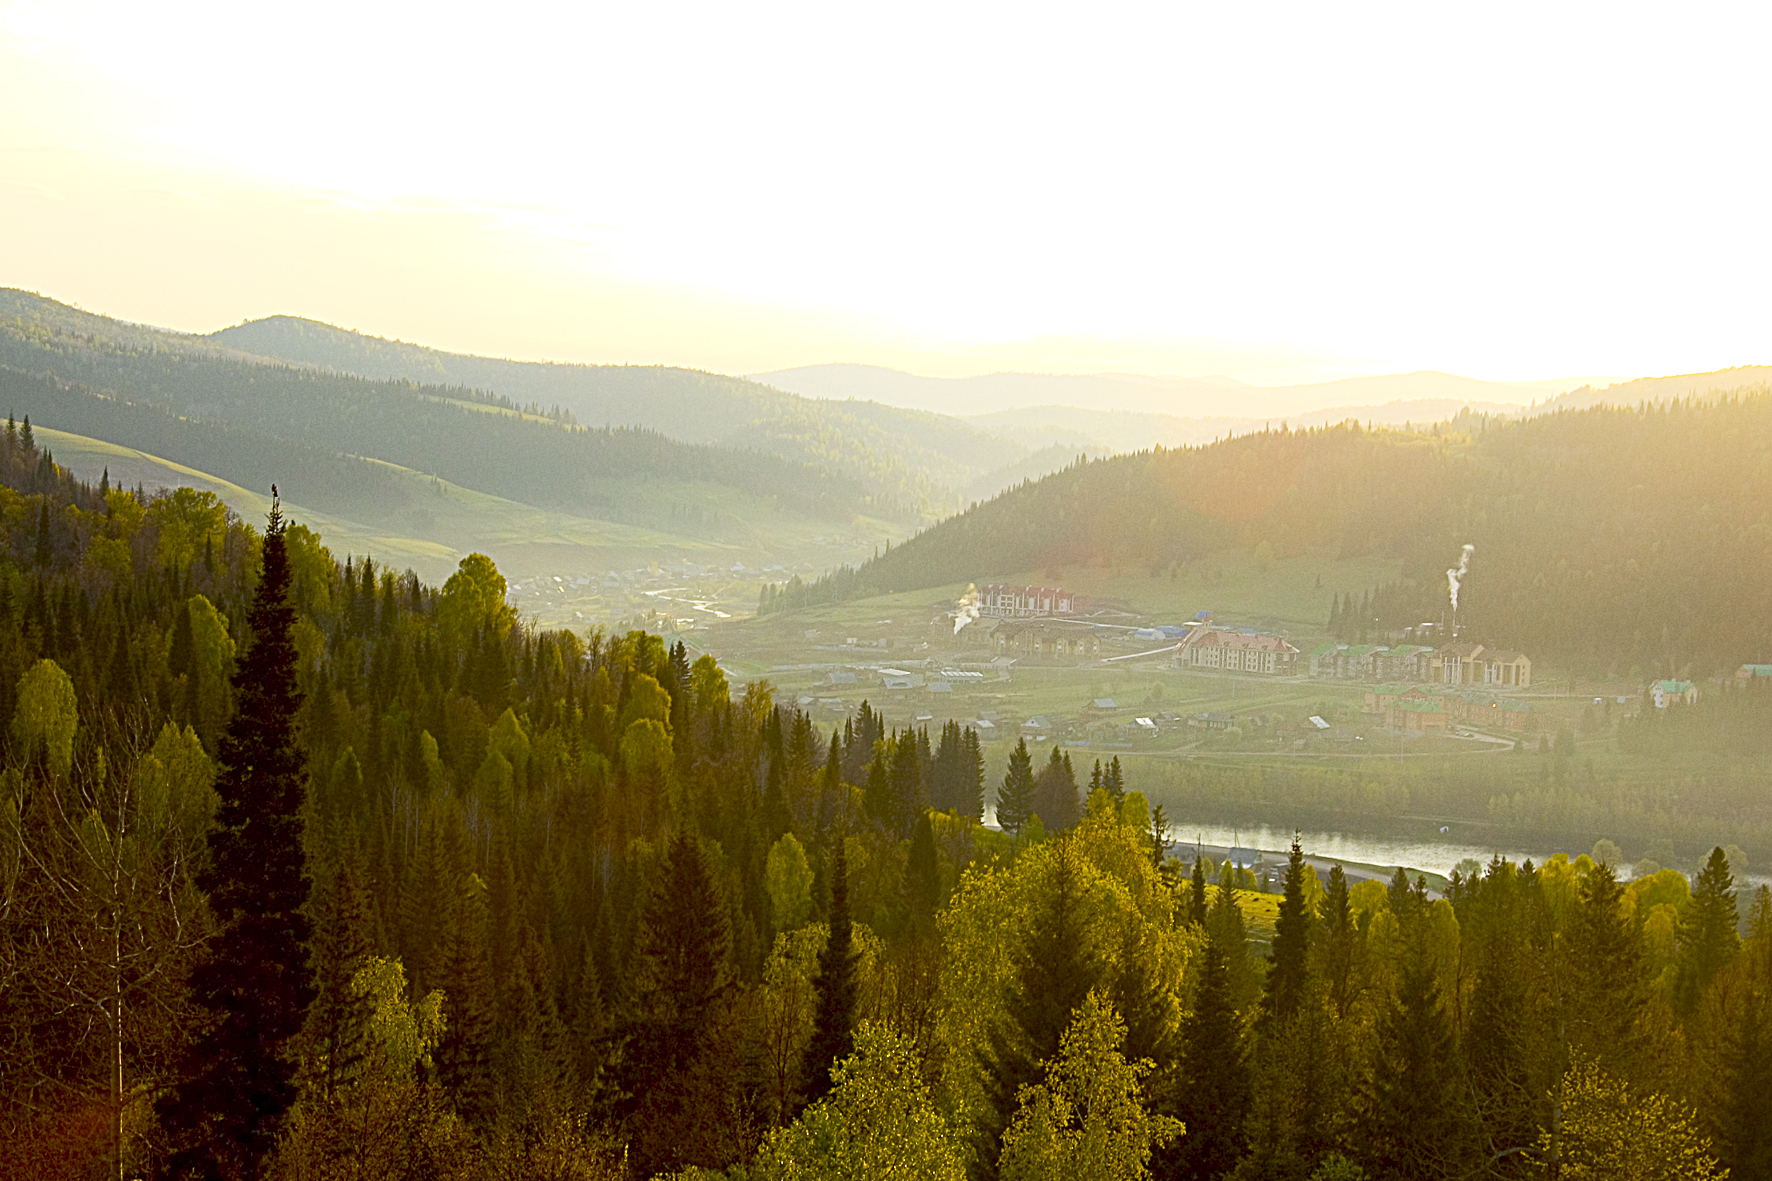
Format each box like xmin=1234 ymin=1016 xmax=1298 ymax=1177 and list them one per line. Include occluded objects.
xmin=1387 ymin=698 xmax=1448 ymax=731
xmin=1651 ymin=679 xmax=1698 ymax=709
xmin=1735 ymin=664 xmax=1772 ymax=686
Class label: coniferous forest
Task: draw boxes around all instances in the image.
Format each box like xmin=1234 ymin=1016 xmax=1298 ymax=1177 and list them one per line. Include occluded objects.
xmin=3 ymin=419 xmax=1769 ymax=1181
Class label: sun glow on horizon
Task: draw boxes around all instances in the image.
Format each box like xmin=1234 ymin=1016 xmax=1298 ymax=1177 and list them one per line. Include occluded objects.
xmin=3 ymin=0 xmax=1768 ymax=388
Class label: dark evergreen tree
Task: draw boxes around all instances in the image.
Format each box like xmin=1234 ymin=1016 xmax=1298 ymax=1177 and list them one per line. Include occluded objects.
xmin=619 ymin=829 xmax=735 ymax=1175
xmin=436 ymin=875 xmax=497 ymax=1129
xmin=978 ymin=837 xmax=1104 ymax=1176
xmin=959 ymin=724 xmax=985 ymax=823
xmin=802 ymin=835 xmax=858 ymax=1105
xmin=1190 ymin=854 xmax=1209 ymax=927
xmin=996 ymin=737 xmax=1034 ymax=839
xmin=158 ymin=495 xmax=315 ymax=1181
xmin=887 ymin=726 xmax=925 ymax=839
xmin=1319 ymin=865 xmax=1357 ymax=1020
xmin=905 ymin=810 xmax=940 ymax=927
xmin=1462 ymin=858 xmax=1545 ymax=1174
xmin=1164 ymin=936 xmax=1249 ymax=1181
xmin=1105 ymin=755 xmax=1125 ymax=803
xmin=1566 ymin=861 xmax=1653 ymax=1076
xmin=1360 ymin=949 xmax=1474 ymax=1179
xmin=1030 ymin=744 xmax=1078 ymax=833
xmin=1678 ymin=846 xmax=1742 ymax=1015
xmin=1148 ymin=804 xmax=1170 ymax=870
xmin=1262 ymin=835 xmax=1311 ymax=1026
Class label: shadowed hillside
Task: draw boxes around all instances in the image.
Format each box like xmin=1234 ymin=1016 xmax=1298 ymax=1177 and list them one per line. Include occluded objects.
xmin=769 ymin=392 xmax=1772 ymax=676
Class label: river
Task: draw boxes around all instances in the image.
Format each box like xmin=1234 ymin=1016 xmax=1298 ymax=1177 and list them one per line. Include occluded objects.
xmin=1165 ymin=819 xmax=1770 ymax=891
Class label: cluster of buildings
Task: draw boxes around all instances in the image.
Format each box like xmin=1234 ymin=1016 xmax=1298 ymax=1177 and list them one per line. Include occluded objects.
xmin=1363 ymin=683 xmax=1538 ymax=731
xmin=1310 ymin=640 xmax=1533 ymax=689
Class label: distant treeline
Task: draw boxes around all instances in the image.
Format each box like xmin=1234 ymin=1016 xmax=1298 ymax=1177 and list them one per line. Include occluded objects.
xmin=766 ymin=394 xmax=1772 ymax=676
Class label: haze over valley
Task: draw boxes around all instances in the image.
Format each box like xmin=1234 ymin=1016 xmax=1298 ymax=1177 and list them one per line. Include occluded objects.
xmin=5 ymin=2 xmax=1772 ymax=1178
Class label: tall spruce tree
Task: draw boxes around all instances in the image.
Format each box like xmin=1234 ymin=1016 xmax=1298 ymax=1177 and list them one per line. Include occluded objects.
xmin=1678 ymin=846 xmax=1742 ymax=1015
xmin=1165 ymin=935 xmax=1250 ymax=1181
xmin=620 ymin=828 xmax=737 ymax=1175
xmin=158 ymin=494 xmax=315 ymax=1181
xmin=1360 ymin=897 xmax=1476 ymax=1181
xmin=803 ymin=834 xmax=859 ymax=1105
xmin=978 ymin=838 xmax=1104 ymax=1175
xmin=1262 ymin=835 xmax=1312 ymax=1025
xmin=997 ymin=737 xmax=1035 ymax=839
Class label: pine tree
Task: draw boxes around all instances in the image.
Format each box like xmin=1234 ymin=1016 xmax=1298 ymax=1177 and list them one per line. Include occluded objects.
xmin=1165 ymin=936 xmax=1249 ymax=1181
xmin=1320 ymin=865 xmax=1356 ymax=1020
xmin=158 ymin=494 xmax=315 ymax=1181
xmin=300 ymin=857 xmax=376 ymax=1103
xmin=1678 ymin=846 xmax=1742 ymax=1015
xmin=905 ymin=810 xmax=941 ymax=928
xmin=1361 ymin=908 xmax=1477 ymax=1180
xmin=435 ymin=873 xmax=497 ymax=1129
xmin=1566 ymin=861 xmax=1653 ymax=1075
xmin=997 ymin=738 xmax=1035 ymax=839
xmin=1262 ymin=835 xmax=1311 ymax=1026
xmin=1190 ymin=855 xmax=1208 ymax=927
xmin=803 ymin=835 xmax=859 ymax=1105
xmin=1031 ymin=744 xmax=1078 ymax=833
xmin=620 ymin=828 xmax=736 ymax=1175
xmin=978 ymin=838 xmax=1104 ymax=1175
xmin=1463 ymin=859 xmax=1546 ymax=1170
xmin=887 ymin=726 xmax=925 ymax=839
xmin=960 ymin=725 xmax=985 ymax=823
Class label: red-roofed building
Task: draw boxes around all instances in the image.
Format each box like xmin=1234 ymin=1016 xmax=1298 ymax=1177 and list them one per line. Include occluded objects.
xmin=1179 ymin=630 xmax=1300 ymax=676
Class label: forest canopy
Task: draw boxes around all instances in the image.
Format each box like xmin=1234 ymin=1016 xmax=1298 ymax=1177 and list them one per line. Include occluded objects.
xmin=0 ymin=421 xmax=1764 ymax=1181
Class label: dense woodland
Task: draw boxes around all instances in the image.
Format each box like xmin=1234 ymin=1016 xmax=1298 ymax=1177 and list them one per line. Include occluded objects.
xmin=1 ymin=421 xmax=1768 ymax=1181
xmin=769 ymin=391 xmax=1772 ymax=678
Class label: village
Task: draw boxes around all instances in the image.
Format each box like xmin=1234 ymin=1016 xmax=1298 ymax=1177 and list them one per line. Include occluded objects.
xmin=676 ymin=578 xmax=1763 ymax=764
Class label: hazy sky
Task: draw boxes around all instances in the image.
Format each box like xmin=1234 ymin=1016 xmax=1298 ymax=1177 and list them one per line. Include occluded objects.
xmin=2 ymin=1 xmax=1767 ymax=384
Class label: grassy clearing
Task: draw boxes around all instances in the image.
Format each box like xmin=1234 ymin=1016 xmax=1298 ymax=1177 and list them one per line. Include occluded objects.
xmin=39 ymin=425 xmax=907 ymax=588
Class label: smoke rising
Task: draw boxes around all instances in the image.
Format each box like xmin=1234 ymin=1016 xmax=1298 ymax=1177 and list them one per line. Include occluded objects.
xmin=1447 ymin=543 xmax=1475 ymax=614
xmin=953 ymin=584 xmax=980 ymax=635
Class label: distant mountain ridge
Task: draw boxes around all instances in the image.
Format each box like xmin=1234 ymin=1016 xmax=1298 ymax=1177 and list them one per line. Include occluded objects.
xmin=209 ymin=315 xmax=1020 ymax=515
xmin=749 ymin=362 xmax=1615 ymax=419
xmin=0 ymin=291 xmax=906 ymax=571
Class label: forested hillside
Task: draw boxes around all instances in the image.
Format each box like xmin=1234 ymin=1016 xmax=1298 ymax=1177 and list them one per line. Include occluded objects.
xmin=209 ymin=312 xmax=1022 ymax=514
xmin=774 ymin=393 xmax=1772 ymax=677
xmin=0 ymin=290 xmax=900 ymax=535
xmin=1 ymin=426 xmax=1767 ymax=1179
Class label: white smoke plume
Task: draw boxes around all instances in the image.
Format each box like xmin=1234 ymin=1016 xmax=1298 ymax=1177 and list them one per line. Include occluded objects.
xmin=954 ymin=584 xmax=980 ymax=635
xmin=1447 ymin=544 xmax=1475 ymax=614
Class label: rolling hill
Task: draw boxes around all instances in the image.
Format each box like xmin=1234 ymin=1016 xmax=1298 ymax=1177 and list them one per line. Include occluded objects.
xmin=0 ymin=291 xmax=917 ymax=580
xmin=750 ymin=362 xmax=1610 ymax=418
xmin=767 ymin=388 xmax=1772 ymax=676
xmin=206 ymin=313 xmax=1022 ymax=514
xmin=0 ymin=291 xmax=899 ymax=522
